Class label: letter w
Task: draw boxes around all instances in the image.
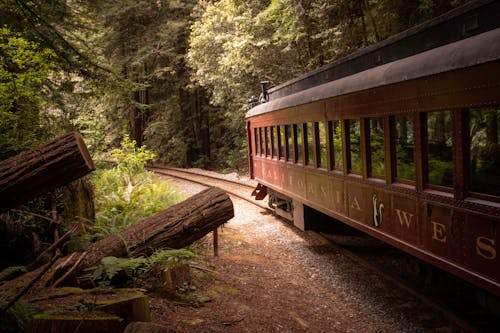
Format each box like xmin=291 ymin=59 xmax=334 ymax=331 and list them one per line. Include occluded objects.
xmin=395 ymin=209 xmax=414 ymax=228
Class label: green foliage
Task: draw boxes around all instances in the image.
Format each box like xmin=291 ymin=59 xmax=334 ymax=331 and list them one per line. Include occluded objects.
xmin=92 ymin=137 xmax=183 ymax=238
xmin=110 ymin=135 xmax=156 ymax=176
xmin=0 ymin=27 xmax=55 ymax=157
xmin=0 ymin=292 xmax=40 ymax=333
xmin=85 ymin=248 xmax=196 ymax=287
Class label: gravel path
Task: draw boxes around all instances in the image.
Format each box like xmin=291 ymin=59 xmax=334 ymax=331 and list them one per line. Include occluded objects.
xmin=150 ymin=172 xmax=454 ymax=333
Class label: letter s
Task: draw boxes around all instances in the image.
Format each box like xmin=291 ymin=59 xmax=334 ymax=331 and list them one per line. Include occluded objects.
xmin=476 ymin=237 xmax=496 ymax=260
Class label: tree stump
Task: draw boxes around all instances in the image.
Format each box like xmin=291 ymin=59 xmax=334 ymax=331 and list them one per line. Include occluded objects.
xmin=162 ymin=264 xmax=191 ymax=289
xmin=124 ymin=322 xmax=177 ymax=333
xmin=28 ymin=288 xmax=150 ymax=333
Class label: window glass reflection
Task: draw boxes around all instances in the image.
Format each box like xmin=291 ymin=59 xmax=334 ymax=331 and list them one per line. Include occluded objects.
xmin=332 ymin=120 xmax=343 ymax=170
xmin=306 ymin=123 xmax=315 ymax=166
xmin=470 ymin=108 xmax=500 ymax=196
xmin=265 ymin=127 xmax=270 ymax=157
xmin=394 ymin=115 xmax=415 ymax=180
xmin=368 ymin=117 xmax=385 ymax=177
xmin=427 ymin=111 xmax=453 ymax=187
xmin=286 ymin=125 xmax=294 ymax=161
xmin=279 ymin=125 xmax=286 ymax=159
xmin=271 ymin=126 xmax=277 ymax=158
xmin=349 ymin=119 xmax=361 ymax=173
xmin=318 ymin=122 xmax=327 ymax=168
xmin=296 ymin=124 xmax=303 ymax=164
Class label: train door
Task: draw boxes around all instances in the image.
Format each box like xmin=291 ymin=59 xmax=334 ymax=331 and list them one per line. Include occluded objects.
xmin=246 ymin=120 xmax=254 ymax=179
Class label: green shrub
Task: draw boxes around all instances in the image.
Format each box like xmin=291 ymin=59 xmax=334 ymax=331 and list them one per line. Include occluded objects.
xmin=91 ymin=136 xmax=184 ymax=238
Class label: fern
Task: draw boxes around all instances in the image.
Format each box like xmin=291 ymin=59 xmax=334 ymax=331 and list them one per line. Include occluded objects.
xmin=83 ymin=248 xmax=196 ymax=287
xmin=0 ymin=292 xmax=40 ymax=333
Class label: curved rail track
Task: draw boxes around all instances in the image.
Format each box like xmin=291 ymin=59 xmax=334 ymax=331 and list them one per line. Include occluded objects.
xmin=150 ymin=165 xmax=499 ymax=332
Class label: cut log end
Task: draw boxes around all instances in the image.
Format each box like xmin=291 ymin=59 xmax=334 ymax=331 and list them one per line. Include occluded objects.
xmin=0 ymin=131 xmax=95 ymax=212
xmin=74 ymin=131 xmax=96 ymax=171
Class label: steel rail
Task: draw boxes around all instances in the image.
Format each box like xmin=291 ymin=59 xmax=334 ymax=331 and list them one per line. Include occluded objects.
xmin=149 ymin=166 xmax=270 ymax=212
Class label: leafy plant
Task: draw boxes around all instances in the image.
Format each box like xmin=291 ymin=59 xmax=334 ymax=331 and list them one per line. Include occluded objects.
xmin=91 ymin=137 xmax=184 ymax=239
xmin=84 ymin=248 xmax=196 ymax=287
xmin=0 ymin=27 xmax=55 ymax=158
xmin=0 ymin=292 xmax=40 ymax=333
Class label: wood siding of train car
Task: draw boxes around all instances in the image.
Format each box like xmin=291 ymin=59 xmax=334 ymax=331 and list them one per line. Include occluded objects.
xmin=248 ymin=60 xmax=500 ymax=296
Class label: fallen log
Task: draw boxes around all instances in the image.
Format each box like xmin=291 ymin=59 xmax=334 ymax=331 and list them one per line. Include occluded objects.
xmin=1 ymin=187 xmax=233 ymax=293
xmin=0 ymin=132 xmax=95 ymax=212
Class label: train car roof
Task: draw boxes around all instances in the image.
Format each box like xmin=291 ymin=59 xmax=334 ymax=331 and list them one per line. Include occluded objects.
xmin=246 ymin=0 xmax=500 ymax=119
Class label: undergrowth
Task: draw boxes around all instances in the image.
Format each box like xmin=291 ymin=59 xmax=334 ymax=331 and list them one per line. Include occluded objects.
xmin=83 ymin=248 xmax=196 ymax=287
xmin=0 ymin=293 xmax=40 ymax=333
xmin=91 ymin=135 xmax=184 ymax=239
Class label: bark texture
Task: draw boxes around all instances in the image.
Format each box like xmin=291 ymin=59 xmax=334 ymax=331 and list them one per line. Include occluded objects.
xmin=0 ymin=132 xmax=95 ymax=212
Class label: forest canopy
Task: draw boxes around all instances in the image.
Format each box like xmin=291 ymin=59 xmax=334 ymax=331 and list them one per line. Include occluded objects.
xmin=0 ymin=0 xmax=469 ymax=168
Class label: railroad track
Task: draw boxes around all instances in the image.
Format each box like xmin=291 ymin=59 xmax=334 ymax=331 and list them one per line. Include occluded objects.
xmin=148 ymin=165 xmax=269 ymax=211
xmin=150 ymin=165 xmax=498 ymax=332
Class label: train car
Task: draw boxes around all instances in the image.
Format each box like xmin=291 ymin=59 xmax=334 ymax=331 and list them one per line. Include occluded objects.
xmin=245 ymin=0 xmax=500 ymax=297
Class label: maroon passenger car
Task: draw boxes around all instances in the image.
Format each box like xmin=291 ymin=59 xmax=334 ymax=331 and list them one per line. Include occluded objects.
xmin=246 ymin=0 xmax=500 ymax=297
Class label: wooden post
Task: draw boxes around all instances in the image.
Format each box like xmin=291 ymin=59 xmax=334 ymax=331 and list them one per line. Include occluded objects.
xmin=213 ymin=228 xmax=219 ymax=257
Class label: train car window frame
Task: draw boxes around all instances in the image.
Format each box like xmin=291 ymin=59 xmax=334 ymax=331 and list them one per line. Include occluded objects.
xmin=296 ymin=123 xmax=304 ymax=165
xmin=347 ymin=119 xmax=362 ymax=175
xmin=271 ymin=126 xmax=278 ymax=159
xmin=285 ymin=124 xmax=294 ymax=162
xmin=366 ymin=117 xmax=385 ymax=180
xmin=279 ymin=125 xmax=286 ymax=161
xmin=391 ymin=114 xmax=416 ymax=185
xmin=423 ymin=110 xmax=454 ymax=192
xmin=305 ymin=122 xmax=315 ymax=167
xmin=259 ymin=127 xmax=265 ymax=156
xmin=331 ymin=119 xmax=344 ymax=173
xmin=468 ymin=107 xmax=500 ymax=200
xmin=253 ymin=128 xmax=258 ymax=156
xmin=318 ymin=121 xmax=328 ymax=169
xmin=265 ymin=127 xmax=271 ymax=157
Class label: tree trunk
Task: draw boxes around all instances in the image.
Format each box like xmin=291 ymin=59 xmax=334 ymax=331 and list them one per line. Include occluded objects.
xmin=1 ymin=187 xmax=233 ymax=293
xmin=0 ymin=132 xmax=95 ymax=212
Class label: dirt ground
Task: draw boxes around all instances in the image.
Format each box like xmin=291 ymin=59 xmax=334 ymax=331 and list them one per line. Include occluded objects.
xmin=146 ymin=178 xmax=450 ymax=333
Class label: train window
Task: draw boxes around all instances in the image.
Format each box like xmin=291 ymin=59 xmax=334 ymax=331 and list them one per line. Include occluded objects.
xmin=279 ymin=125 xmax=285 ymax=159
xmin=254 ymin=128 xmax=258 ymax=155
xmin=469 ymin=108 xmax=500 ymax=196
xmin=306 ymin=122 xmax=315 ymax=166
xmin=332 ymin=120 xmax=343 ymax=170
xmin=285 ymin=125 xmax=294 ymax=161
xmin=296 ymin=124 xmax=303 ymax=164
xmin=318 ymin=122 xmax=327 ymax=168
xmin=426 ymin=111 xmax=453 ymax=187
xmin=265 ymin=127 xmax=271 ymax=157
xmin=271 ymin=126 xmax=278 ymax=158
xmin=394 ymin=115 xmax=415 ymax=181
xmin=258 ymin=128 xmax=264 ymax=155
xmin=348 ymin=119 xmax=361 ymax=173
xmin=368 ymin=117 xmax=385 ymax=178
